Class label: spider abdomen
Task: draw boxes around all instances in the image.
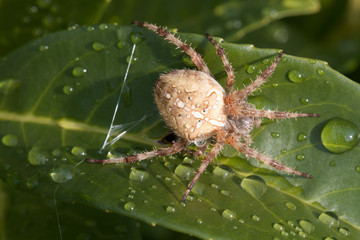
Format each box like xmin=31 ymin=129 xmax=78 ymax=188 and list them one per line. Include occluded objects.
xmin=154 ymin=69 xmax=227 ymax=145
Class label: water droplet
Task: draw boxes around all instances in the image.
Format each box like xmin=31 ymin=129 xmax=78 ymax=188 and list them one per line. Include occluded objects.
xmin=191 ymin=182 xmax=205 ymax=196
xmin=120 ymin=83 xmax=132 ymax=107
xmin=182 ymin=55 xmax=195 ymax=67
xmin=285 ymin=202 xmax=296 ymax=211
xmin=72 ymin=66 xmax=87 ymax=77
xmin=183 ymin=156 xmax=194 ymax=164
xmin=174 ymin=164 xmax=193 ymax=178
xmin=271 ymin=132 xmax=280 ymax=138
xmin=52 ymin=148 xmax=62 ymax=157
xmin=92 ymin=41 xmax=104 ymax=51
xmin=273 ymin=237 xmax=281 ymax=240
xmin=339 ymin=227 xmax=350 ymax=236
xmin=211 ymin=183 xmax=219 ymax=189
xmin=129 ymin=168 xmax=149 ymax=181
xmin=296 ymin=154 xmax=305 ymax=161
xmin=39 ymin=44 xmax=49 ymax=52
xmin=321 ymin=118 xmax=359 ymax=153
xmin=317 ymin=68 xmax=324 ymax=75
xmin=281 ymin=230 xmax=289 ymax=237
xmin=252 ymin=215 xmax=260 ymax=222
xmin=329 ymin=160 xmax=336 ymax=167
xmin=71 ymin=146 xmax=86 ymax=157
xmin=287 ymin=220 xmax=295 ymax=227
xmin=298 ymin=231 xmax=307 ymax=238
xmin=63 ymin=85 xmax=73 ymax=95
xmin=131 ymin=33 xmax=144 ymax=44
xmin=281 ymin=57 xmax=288 ymax=62
xmin=196 ymin=218 xmax=203 ymax=224
xmin=273 ymin=223 xmax=284 ymax=231
xmin=0 ymin=78 xmax=20 ymax=94
xmin=124 ymin=202 xmax=135 ymax=212
xmin=220 ymin=189 xmax=230 ymax=197
xmin=324 ymin=237 xmax=335 ymax=240
xmin=117 ymin=40 xmax=127 ymax=49
xmin=246 ymin=65 xmax=256 ymax=74
xmin=318 ymin=211 xmax=339 ymax=227
xmin=126 ymin=55 xmax=137 ymax=63
xmin=222 ymin=209 xmax=236 ymax=220
xmin=166 ymin=206 xmax=176 ymax=213
xmin=262 ymin=58 xmax=271 ymax=65
xmin=240 ymin=175 xmax=267 ymax=199
xmin=355 ymin=166 xmax=360 ymax=173
xmin=50 ymin=165 xmax=74 ymax=183
xmin=288 ymin=69 xmax=304 ymax=83
xmin=2 ymin=134 xmax=18 ymax=147
xmin=26 ymin=177 xmax=39 ymax=189
xmin=281 ymin=148 xmax=287 ymax=154
xmin=212 ymin=165 xmax=234 ymax=179
xmin=309 ymin=59 xmax=316 ymax=64
xmin=87 ymin=26 xmax=95 ymax=31
xmin=99 ymin=23 xmax=108 ymax=30
xmin=28 ymin=147 xmax=47 ymax=165
xmin=272 ymin=83 xmax=279 ymax=87
xmin=299 ymin=220 xmax=315 ymax=234
xmin=299 ymin=97 xmax=309 ymax=105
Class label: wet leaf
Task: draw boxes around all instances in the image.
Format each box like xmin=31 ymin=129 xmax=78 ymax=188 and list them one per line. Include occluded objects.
xmin=0 ymin=24 xmax=359 ymax=239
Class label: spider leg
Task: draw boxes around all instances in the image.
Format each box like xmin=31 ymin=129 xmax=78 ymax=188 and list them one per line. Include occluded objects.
xmin=182 ymin=130 xmax=226 ymax=201
xmin=205 ymin=34 xmax=235 ymax=94
xmin=86 ymin=139 xmax=187 ymax=164
xmin=225 ymin=135 xmax=312 ymax=178
xmin=133 ymin=21 xmax=212 ymax=76
xmin=230 ymin=51 xmax=284 ymax=101
xmin=227 ymin=106 xmax=319 ymax=119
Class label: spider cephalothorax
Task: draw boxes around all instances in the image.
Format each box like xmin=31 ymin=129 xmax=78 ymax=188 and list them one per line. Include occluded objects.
xmin=87 ymin=22 xmax=319 ymax=201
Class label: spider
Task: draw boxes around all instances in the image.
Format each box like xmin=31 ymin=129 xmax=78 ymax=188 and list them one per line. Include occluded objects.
xmin=86 ymin=21 xmax=319 ymax=201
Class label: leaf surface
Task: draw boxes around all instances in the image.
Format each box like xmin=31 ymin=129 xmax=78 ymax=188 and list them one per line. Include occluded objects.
xmin=0 ymin=25 xmax=359 ymax=239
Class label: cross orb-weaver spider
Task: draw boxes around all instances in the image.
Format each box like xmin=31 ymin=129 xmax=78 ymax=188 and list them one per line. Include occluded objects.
xmin=87 ymin=21 xmax=319 ymax=201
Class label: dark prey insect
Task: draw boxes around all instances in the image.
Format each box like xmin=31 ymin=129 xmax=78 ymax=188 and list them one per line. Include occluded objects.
xmin=86 ymin=22 xmax=319 ymax=201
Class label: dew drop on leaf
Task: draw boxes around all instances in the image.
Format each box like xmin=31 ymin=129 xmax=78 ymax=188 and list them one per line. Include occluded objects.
xmin=212 ymin=165 xmax=234 ymax=179
xmin=273 ymin=223 xmax=284 ymax=232
xmin=71 ymin=146 xmax=86 ymax=157
xmin=240 ymin=175 xmax=267 ymax=199
xmin=309 ymin=59 xmax=316 ymax=64
xmin=26 ymin=177 xmax=39 ymax=189
xmin=281 ymin=231 xmax=289 ymax=237
xmin=299 ymin=97 xmax=309 ymax=105
xmin=129 ymin=168 xmax=149 ymax=181
xmin=355 ymin=166 xmax=360 ymax=173
xmin=28 ymin=147 xmax=47 ymax=165
xmin=317 ymin=68 xmax=324 ymax=75
xmin=298 ymin=231 xmax=307 ymax=238
xmin=2 ymin=134 xmax=18 ymax=147
xmin=166 ymin=206 xmax=176 ymax=213
xmin=50 ymin=165 xmax=74 ymax=183
xmin=296 ymin=154 xmax=305 ymax=161
xmin=222 ymin=209 xmax=236 ymax=221
xmin=87 ymin=26 xmax=95 ymax=31
xmin=39 ymin=44 xmax=49 ymax=52
xmin=285 ymin=202 xmax=296 ymax=211
xmin=297 ymin=132 xmax=307 ymax=142
xmin=246 ymin=65 xmax=256 ymax=74
xmin=299 ymin=220 xmax=315 ymax=234
xmin=324 ymin=237 xmax=335 ymax=240
xmin=321 ymin=118 xmax=359 ymax=153
xmin=63 ymin=85 xmax=73 ymax=95
xmin=117 ymin=40 xmax=127 ymax=49
xmin=72 ymin=66 xmax=87 ymax=77
xmin=220 ymin=189 xmax=230 ymax=197
xmin=288 ymin=69 xmax=304 ymax=83
xmin=271 ymin=132 xmax=280 ymax=138
xmin=196 ymin=218 xmax=203 ymax=224
xmin=339 ymin=227 xmax=350 ymax=236
xmin=124 ymin=202 xmax=135 ymax=212
xmin=318 ymin=211 xmax=339 ymax=227
xmin=174 ymin=164 xmax=193 ymax=178
xmin=92 ymin=41 xmax=104 ymax=51
xmin=99 ymin=23 xmax=108 ymax=30
xmin=191 ymin=182 xmax=205 ymax=196
xmin=252 ymin=215 xmax=260 ymax=222
xmin=287 ymin=220 xmax=295 ymax=227
xmin=131 ymin=33 xmax=144 ymax=44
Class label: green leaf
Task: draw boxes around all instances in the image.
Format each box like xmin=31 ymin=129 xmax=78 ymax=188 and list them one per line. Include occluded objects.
xmin=0 ymin=24 xmax=359 ymax=239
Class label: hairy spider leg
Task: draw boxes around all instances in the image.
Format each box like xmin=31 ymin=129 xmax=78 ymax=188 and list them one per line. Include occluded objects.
xmin=205 ymin=34 xmax=235 ymax=94
xmin=227 ymin=51 xmax=284 ymax=103
xmin=227 ymin=106 xmax=320 ymax=120
xmin=86 ymin=140 xmax=187 ymax=164
xmin=182 ymin=130 xmax=226 ymax=201
xmin=132 ymin=21 xmax=212 ymax=76
xmin=225 ymin=135 xmax=313 ymax=178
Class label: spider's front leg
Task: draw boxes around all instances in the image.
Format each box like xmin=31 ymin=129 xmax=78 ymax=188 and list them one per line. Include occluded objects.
xmin=225 ymin=134 xmax=312 ymax=178
xmin=85 ymin=139 xmax=187 ymax=164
